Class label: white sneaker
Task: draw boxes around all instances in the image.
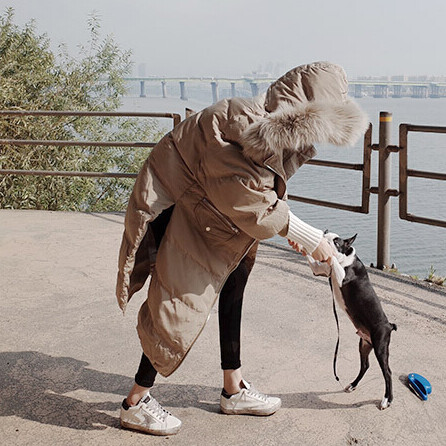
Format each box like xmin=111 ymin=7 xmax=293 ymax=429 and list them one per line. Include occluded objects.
xmin=220 ymin=379 xmax=281 ymax=416
xmin=120 ymin=392 xmax=182 ymax=436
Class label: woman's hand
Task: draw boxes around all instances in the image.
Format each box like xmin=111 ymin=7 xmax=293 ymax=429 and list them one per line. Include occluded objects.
xmin=311 ymin=238 xmax=336 ymax=263
xmin=288 ymin=240 xmax=307 ymax=256
xmin=288 ymin=237 xmax=335 ymax=263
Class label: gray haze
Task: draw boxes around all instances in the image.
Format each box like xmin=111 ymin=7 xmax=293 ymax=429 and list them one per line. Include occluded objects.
xmin=4 ymin=0 xmax=446 ymax=78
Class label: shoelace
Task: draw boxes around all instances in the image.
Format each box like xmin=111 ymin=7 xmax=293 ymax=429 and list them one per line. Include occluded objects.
xmin=142 ymin=397 xmax=171 ymax=422
xmin=246 ymin=386 xmax=268 ymax=402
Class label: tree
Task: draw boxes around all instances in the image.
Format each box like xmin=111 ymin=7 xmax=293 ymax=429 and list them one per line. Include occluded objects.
xmin=0 ymin=8 xmax=163 ymax=211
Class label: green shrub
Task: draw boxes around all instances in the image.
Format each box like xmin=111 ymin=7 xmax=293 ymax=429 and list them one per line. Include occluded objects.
xmin=0 ymin=8 xmax=163 ymax=211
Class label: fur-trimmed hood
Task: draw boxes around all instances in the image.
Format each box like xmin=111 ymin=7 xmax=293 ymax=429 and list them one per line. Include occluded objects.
xmin=240 ymin=62 xmax=369 ymax=165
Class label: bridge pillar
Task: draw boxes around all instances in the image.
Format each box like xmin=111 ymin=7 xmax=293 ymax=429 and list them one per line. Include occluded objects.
xmin=412 ymin=85 xmax=428 ymax=98
xmin=139 ymin=80 xmax=146 ymax=98
xmin=354 ymin=84 xmax=363 ymax=98
xmin=231 ymin=82 xmax=237 ymax=98
xmin=374 ymin=85 xmax=389 ymax=98
xmin=179 ymin=81 xmax=188 ymax=101
xmin=430 ymin=84 xmax=440 ymax=98
xmin=392 ymin=85 xmax=403 ymax=98
xmin=250 ymin=82 xmax=259 ymax=97
xmin=211 ymin=81 xmax=219 ymax=104
xmin=161 ymin=81 xmax=167 ymax=98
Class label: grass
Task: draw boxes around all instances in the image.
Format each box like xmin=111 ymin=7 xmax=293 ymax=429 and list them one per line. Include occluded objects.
xmin=382 ymin=264 xmax=445 ymax=287
xmin=424 ymin=265 xmax=446 ymax=286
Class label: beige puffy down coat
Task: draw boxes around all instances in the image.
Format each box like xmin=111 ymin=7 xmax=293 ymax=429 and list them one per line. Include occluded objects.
xmin=116 ymin=61 xmax=368 ymax=376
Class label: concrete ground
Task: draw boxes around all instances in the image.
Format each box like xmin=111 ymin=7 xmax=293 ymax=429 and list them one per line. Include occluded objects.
xmin=0 ymin=209 xmax=445 ymax=446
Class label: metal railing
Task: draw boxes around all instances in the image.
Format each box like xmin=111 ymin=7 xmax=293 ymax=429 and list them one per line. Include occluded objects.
xmin=289 ymin=112 xmax=446 ymax=269
xmin=0 ymin=110 xmax=181 ymax=178
xmin=0 ymin=109 xmax=444 ymax=269
xmin=288 ymin=125 xmax=372 ymax=214
xmin=399 ymin=124 xmax=446 ymax=227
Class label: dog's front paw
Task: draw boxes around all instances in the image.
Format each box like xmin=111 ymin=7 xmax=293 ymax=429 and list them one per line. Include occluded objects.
xmin=379 ymin=397 xmax=391 ymax=410
xmin=344 ymin=384 xmax=356 ymax=393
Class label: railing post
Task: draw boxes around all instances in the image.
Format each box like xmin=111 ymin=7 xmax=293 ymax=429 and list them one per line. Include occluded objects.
xmin=377 ymin=111 xmax=392 ymax=269
xmin=161 ymin=81 xmax=167 ymax=98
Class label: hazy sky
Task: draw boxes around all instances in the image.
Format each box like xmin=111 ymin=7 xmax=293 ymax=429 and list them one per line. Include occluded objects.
xmin=4 ymin=0 xmax=446 ymax=79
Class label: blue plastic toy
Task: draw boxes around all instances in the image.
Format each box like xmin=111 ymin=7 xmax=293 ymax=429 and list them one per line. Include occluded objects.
xmin=408 ymin=373 xmax=432 ymax=401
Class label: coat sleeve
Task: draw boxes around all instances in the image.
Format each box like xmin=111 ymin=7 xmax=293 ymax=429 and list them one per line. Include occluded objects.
xmin=202 ymin=166 xmax=290 ymax=241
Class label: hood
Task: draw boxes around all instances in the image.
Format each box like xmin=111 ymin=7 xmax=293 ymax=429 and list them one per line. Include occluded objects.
xmin=241 ymin=62 xmax=369 ymax=164
xmin=264 ymin=61 xmax=349 ymax=112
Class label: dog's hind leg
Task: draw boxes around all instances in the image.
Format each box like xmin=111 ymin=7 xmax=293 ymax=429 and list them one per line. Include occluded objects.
xmin=345 ymin=338 xmax=373 ymax=393
xmin=373 ymin=329 xmax=393 ymax=410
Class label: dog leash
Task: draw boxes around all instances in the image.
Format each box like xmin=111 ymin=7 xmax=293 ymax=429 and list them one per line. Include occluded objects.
xmin=331 ymin=281 xmax=341 ymax=382
xmin=306 ymin=237 xmax=346 ymax=385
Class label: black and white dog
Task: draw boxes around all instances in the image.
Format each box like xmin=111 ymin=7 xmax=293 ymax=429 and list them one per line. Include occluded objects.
xmin=308 ymin=233 xmax=397 ymax=410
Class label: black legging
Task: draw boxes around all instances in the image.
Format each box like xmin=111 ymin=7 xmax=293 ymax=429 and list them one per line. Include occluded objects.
xmin=134 ymin=206 xmax=250 ymax=388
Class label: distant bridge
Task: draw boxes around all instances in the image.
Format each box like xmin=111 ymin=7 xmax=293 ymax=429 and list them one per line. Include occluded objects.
xmin=349 ymin=80 xmax=446 ymax=98
xmin=123 ymin=77 xmax=446 ymax=102
xmin=124 ymin=76 xmax=272 ymax=102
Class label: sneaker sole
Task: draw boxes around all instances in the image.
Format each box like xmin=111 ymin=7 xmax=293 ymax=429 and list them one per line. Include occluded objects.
xmin=120 ymin=419 xmax=181 ymax=436
xmin=220 ymin=399 xmax=281 ymax=416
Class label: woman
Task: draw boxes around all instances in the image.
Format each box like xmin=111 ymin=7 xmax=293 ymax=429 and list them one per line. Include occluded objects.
xmin=116 ymin=61 xmax=368 ymax=435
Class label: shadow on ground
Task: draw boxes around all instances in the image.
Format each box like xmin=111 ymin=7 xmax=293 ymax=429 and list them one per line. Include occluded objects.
xmin=0 ymin=351 xmax=132 ymax=430
xmin=0 ymin=351 xmax=383 ymax=431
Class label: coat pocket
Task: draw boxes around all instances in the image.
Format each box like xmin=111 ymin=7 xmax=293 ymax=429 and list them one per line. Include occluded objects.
xmin=194 ymin=198 xmax=240 ymax=242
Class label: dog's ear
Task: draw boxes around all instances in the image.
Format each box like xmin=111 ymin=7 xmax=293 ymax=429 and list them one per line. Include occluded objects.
xmin=344 ymin=234 xmax=357 ymax=249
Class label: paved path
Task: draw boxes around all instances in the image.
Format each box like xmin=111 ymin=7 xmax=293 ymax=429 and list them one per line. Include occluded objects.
xmin=0 ymin=210 xmax=445 ymax=446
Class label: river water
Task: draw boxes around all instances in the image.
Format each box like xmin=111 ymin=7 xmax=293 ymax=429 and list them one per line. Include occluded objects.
xmin=120 ymin=95 xmax=446 ymax=279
